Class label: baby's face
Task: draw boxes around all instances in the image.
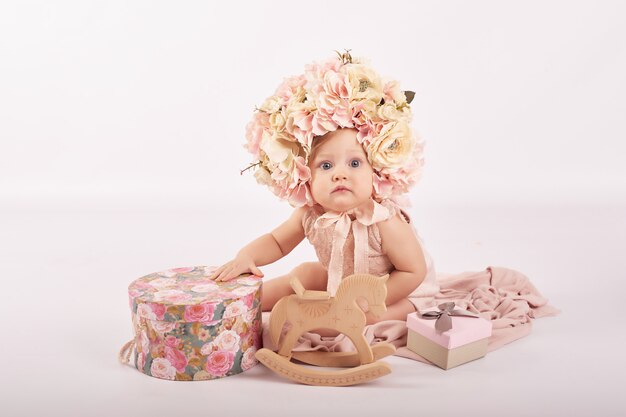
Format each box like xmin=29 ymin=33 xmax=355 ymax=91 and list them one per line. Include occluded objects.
xmin=308 ymin=129 xmax=374 ymax=213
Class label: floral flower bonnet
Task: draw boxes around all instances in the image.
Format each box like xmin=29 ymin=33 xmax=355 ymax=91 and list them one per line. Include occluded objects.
xmin=243 ymin=50 xmax=424 ymax=207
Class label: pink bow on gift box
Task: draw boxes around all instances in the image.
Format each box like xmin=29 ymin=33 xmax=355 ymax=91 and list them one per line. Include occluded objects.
xmin=419 ymin=302 xmax=480 ymax=333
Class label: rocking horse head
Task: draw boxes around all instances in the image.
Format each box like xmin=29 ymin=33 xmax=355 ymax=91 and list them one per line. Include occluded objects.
xmin=335 ymin=273 xmax=389 ymax=318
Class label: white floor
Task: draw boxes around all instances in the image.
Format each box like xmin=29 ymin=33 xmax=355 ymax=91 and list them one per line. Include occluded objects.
xmin=2 ymin=201 xmax=624 ymax=417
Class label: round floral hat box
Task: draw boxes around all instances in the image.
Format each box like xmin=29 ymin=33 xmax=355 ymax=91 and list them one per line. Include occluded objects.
xmin=120 ymin=266 xmax=262 ymax=381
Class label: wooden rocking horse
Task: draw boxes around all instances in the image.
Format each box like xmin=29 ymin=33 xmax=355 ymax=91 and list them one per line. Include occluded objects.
xmin=255 ymin=273 xmax=396 ymax=386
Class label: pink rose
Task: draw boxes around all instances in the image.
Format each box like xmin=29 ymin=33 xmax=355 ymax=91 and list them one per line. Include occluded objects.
xmin=184 ymin=303 xmax=216 ymax=323
xmin=165 ymin=346 xmax=188 ymax=373
xmin=205 ymin=351 xmax=235 ymax=377
xmin=241 ymin=293 xmax=255 ymax=309
xmin=148 ymin=303 xmax=166 ymax=320
xmin=164 ymin=335 xmax=179 ymax=348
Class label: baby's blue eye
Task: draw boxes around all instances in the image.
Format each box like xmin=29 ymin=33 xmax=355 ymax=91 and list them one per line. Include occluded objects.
xmin=350 ymin=159 xmax=360 ymax=168
xmin=320 ymin=162 xmax=332 ymax=170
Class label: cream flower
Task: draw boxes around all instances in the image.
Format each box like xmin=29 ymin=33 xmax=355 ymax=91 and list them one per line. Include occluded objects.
xmin=377 ymin=103 xmax=411 ymax=122
xmin=259 ymin=96 xmax=281 ymax=113
xmin=346 ymin=63 xmax=383 ymax=103
xmin=260 ymin=133 xmax=300 ymax=165
xmin=284 ymin=102 xmax=315 ymax=147
xmin=253 ymin=165 xmax=272 ymax=186
xmin=367 ymin=121 xmax=414 ymax=170
xmin=288 ymin=86 xmax=307 ymax=106
xmin=269 ymin=111 xmax=286 ymax=132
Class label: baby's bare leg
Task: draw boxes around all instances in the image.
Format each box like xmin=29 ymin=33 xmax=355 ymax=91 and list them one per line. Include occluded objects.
xmin=261 ymin=262 xmax=328 ymax=311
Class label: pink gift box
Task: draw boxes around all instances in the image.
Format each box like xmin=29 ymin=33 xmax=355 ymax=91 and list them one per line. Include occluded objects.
xmin=406 ymin=309 xmax=492 ymax=370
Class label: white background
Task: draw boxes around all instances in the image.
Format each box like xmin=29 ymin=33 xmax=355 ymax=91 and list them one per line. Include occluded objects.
xmin=1 ymin=1 xmax=625 ymax=416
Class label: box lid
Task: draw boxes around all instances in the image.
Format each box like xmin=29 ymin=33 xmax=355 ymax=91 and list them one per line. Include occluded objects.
xmin=128 ymin=265 xmax=262 ymax=323
xmin=406 ymin=310 xmax=492 ymax=349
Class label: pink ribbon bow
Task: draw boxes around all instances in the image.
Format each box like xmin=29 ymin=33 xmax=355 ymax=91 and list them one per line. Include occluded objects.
xmin=313 ymin=199 xmax=391 ymax=296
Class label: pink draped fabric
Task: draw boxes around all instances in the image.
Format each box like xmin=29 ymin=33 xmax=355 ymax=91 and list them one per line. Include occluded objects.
xmin=261 ymin=266 xmax=560 ymax=365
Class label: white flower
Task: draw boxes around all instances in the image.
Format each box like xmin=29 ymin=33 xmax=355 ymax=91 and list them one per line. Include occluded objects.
xmin=137 ymin=304 xmax=157 ymax=320
xmin=223 ymin=300 xmax=248 ymax=319
xmin=150 ymin=358 xmax=177 ymax=380
xmin=241 ymin=347 xmax=259 ymax=370
xmin=152 ymin=321 xmax=176 ymax=335
xmin=213 ymin=330 xmax=241 ymax=352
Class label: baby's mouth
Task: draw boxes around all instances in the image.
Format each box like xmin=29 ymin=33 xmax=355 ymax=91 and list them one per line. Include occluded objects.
xmin=332 ymin=186 xmax=351 ymax=193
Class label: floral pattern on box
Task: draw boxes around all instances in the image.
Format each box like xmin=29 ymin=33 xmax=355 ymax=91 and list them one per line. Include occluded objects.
xmin=127 ymin=266 xmax=263 ymax=381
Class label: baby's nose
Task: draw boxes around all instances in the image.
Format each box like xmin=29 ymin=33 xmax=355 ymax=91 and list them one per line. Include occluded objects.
xmin=332 ymin=170 xmax=348 ymax=181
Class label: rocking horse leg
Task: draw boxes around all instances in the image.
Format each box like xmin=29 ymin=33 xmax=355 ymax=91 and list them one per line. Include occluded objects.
xmin=277 ymin=330 xmax=301 ymax=359
xmin=345 ymin=331 xmax=375 ymax=365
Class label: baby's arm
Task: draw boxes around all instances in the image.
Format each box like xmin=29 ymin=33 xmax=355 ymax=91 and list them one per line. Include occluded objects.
xmin=377 ymin=213 xmax=427 ymax=305
xmin=210 ymin=207 xmax=307 ymax=281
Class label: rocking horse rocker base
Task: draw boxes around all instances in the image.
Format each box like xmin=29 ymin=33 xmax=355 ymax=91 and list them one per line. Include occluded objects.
xmin=255 ymin=274 xmax=396 ymax=386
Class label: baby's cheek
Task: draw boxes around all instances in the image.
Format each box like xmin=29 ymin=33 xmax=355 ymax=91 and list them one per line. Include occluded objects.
xmin=308 ymin=178 xmax=321 ymax=200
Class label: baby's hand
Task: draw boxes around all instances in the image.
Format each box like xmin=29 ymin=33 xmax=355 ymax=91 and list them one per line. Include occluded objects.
xmin=209 ymin=255 xmax=264 ymax=282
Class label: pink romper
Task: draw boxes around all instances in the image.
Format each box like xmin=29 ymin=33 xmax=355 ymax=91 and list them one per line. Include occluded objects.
xmin=302 ymin=198 xmax=439 ymax=309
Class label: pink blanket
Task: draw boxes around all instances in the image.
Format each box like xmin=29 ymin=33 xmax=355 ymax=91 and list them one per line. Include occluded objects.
xmin=261 ymin=266 xmax=560 ymax=365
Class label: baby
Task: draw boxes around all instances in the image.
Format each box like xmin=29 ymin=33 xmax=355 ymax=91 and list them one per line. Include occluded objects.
xmin=210 ymin=51 xmax=439 ymax=328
